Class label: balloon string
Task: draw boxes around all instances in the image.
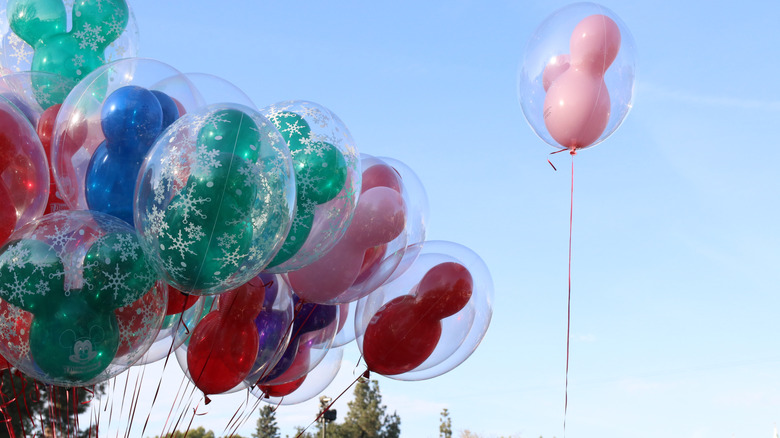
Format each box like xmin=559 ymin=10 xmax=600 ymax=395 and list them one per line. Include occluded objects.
xmin=564 ymin=151 xmax=575 ymax=437
xmin=294 ymin=370 xmax=369 ymax=438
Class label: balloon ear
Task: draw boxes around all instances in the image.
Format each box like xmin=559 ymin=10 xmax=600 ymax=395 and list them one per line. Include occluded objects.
xmin=71 ymin=0 xmax=129 ymax=50
xmin=59 ymin=329 xmax=77 ymax=349
xmin=8 ymin=0 xmax=67 ymax=46
xmin=89 ymin=325 xmax=105 ymax=343
xmin=0 ymin=239 xmax=65 ymax=314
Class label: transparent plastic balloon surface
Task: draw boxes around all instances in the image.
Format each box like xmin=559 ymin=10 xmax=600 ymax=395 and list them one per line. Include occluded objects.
xmin=261 ymin=100 xmax=361 ymax=273
xmin=135 ymin=103 xmax=295 ymax=295
xmin=51 ymin=58 xmax=199 ymax=212
xmin=254 ymin=346 xmax=344 ymax=405
xmin=0 ymin=95 xmax=50 ymax=246
xmin=355 ymin=241 xmax=493 ymax=381
xmin=518 ymin=2 xmax=636 ymax=151
xmin=0 ymin=210 xmax=164 ymax=386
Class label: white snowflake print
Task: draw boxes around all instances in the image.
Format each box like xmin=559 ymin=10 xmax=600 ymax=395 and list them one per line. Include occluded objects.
xmin=184 ymin=222 xmax=205 ymax=242
xmin=161 ymin=256 xmax=185 ymax=280
xmin=145 ymin=205 xmax=169 ymax=239
xmin=296 ymin=168 xmax=324 ymax=198
xmin=7 ymin=33 xmax=32 ymax=70
xmin=110 ymin=233 xmax=141 ymax=262
xmin=166 ymin=228 xmax=197 ymax=259
xmin=188 ymin=144 xmax=222 ymax=177
xmin=102 ymin=263 xmax=131 ymax=302
xmin=190 ymin=111 xmax=233 ymax=133
xmin=72 ymin=54 xmax=85 ymax=68
xmin=103 ymin=14 xmax=125 ymax=36
xmin=168 ymin=182 xmax=211 ymax=224
xmin=1 ymin=272 xmax=34 ymax=306
xmin=280 ymin=118 xmax=306 ymax=139
xmin=74 ymin=23 xmax=107 ymax=51
xmin=45 ymin=224 xmax=76 ymax=256
xmin=0 ymin=242 xmax=31 ymax=272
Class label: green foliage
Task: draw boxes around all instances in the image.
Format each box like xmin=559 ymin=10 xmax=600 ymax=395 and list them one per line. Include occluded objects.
xmin=439 ymin=408 xmax=452 ymax=438
xmin=326 ymin=379 xmax=400 ymax=438
xmin=151 ymin=426 xmax=216 ymax=438
xmin=0 ymin=371 xmax=104 ymax=438
xmin=253 ymin=405 xmax=280 ymax=438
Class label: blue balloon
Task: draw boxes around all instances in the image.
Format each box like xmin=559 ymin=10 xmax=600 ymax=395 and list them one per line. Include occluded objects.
xmin=86 ymin=86 xmax=173 ymax=226
xmin=151 ymin=90 xmax=180 ymax=131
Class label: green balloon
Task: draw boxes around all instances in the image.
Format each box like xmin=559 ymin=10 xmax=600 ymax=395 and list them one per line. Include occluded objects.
xmin=8 ymin=0 xmax=129 ymax=104
xmin=29 ymin=295 xmax=119 ymax=383
xmin=265 ymin=111 xmax=348 ymax=268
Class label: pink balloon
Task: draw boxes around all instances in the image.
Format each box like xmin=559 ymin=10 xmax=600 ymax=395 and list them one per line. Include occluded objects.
xmin=543 ymin=14 xmax=621 ymax=150
xmin=288 ymin=166 xmax=406 ymax=304
xmin=542 ymin=54 xmax=570 ymax=92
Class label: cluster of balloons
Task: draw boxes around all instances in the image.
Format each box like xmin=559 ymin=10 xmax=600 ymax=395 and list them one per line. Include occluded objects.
xmin=0 ymin=0 xmax=494 ymax=407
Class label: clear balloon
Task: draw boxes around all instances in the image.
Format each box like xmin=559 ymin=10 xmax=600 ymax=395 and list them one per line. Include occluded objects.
xmin=0 ymin=0 xmax=139 ymax=98
xmin=355 ymin=241 xmax=493 ymax=381
xmin=518 ymin=2 xmax=636 ymax=151
xmin=254 ymin=346 xmax=344 ymax=405
xmin=51 ymin=58 xmax=199 ymax=212
xmin=135 ymin=103 xmax=295 ymax=295
xmin=0 ymin=210 xmax=163 ymax=386
xmin=0 ymin=72 xmax=76 ymax=124
xmin=261 ymin=100 xmax=361 ymax=273
xmin=0 ymin=95 xmax=50 ymax=245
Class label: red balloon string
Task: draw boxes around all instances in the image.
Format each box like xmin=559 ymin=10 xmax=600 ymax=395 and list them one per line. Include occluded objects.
xmin=0 ymin=369 xmax=18 ymax=438
xmin=7 ymin=370 xmax=26 ymax=437
xmin=563 ymin=151 xmax=575 ymax=437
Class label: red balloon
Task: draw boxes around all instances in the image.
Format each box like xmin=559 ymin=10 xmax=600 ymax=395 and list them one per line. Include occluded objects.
xmin=165 ymin=286 xmax=199 ymax=316
xmin=187 ymin=278 xmax=265 ymax=395
xmin=259 ymin=375 xmax=306 ymax=398
xmin=362 ymin=262 xmax=473 ymax=376
xmin=0 ymin=183 xmax=16 ymax=244
xmin=362 ymin=163 xmax=401 ymax=193
xmin=37 ymin=103 xmax=83 ymax=214
xmin=362 ymin=296 xmax=441 ymax=375
xmin=0 ymin=354 xmax=10 ymax=371
xmin=415 ymin=262 xmax=473 ymax=321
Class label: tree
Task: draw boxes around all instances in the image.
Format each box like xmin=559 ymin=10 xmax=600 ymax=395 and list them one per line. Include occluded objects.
xmin=152 ymin=426 xmax=216 ymax=438
xmin=253 ymin=405 xmax=280 ymax=438
xmin=328 ymin=379 xmax=400 ymax=438
xmin=439 ymin=408 xmax=452 ymax=438
xmin=0 ymin=370 xmax=105 ymax=438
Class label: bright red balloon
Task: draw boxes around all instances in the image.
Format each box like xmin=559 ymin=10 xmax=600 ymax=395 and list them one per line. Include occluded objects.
xmin=187 ymin=278 xmax=265 ymax=395
xmin=165 ymin=286 xmax=199 ymax=316
xmin=259 ymin=375 xmax=306 ymax=398
xmin=362 ymin=262 xmax=473 ymax=376
xmin=0 ymin=183 xmax=16 ymax=244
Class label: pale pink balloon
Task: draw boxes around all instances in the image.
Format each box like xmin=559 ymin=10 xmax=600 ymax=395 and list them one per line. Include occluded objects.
xmin=287 ymin=182 xmax=406 ymax=304
xmin=543 ymin=14 xmax=621 ymax=149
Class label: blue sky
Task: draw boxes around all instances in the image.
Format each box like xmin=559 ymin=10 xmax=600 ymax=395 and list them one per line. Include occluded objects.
xmin=48 ymin=1 xmax=780 ymax=437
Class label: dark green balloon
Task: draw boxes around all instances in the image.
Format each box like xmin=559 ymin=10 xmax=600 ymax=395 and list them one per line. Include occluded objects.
xmin=29 ymin=295 xmax=119 ymax=383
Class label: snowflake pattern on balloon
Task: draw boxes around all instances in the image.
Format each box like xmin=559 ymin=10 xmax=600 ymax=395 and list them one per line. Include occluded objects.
xmin=138 ymin=105 xmax=294 ymax=295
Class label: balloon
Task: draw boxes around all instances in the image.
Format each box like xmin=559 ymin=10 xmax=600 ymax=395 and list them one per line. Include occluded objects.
xmin=165 ymin=286 xmax=199 ymax=316
xmin=137 ymin=291 xmax=206 ymax=366
xmin=37 ymin=102 xmax=82 ymax=215
xmin=0 ymin=210 xmax=160 ymax=386
xmin=287 ymin=161 xmax=406 ymax=304
xmin=518 ymin=2 xmax=636 ymax=151
xmin=0 ymin=72 xmax=76 ymax=122
xmin=543 ymin=14 xmax=620 ymax=149
xmin=85 ymin=85 xmax=178 ymax=225
xmin=136 ymin=103 xmax=295 ymax=295
xmin=255 ymin=346 xmax=344 ymax=405
xmin=114 ymin=281 xmax=167 ymax=358
xmin=261 ymin=100 xmax=361 ymax=273
xmin=356 ymin=241 xmax=494 ymax=381
xmin=5 ymin=0 xmax=130 ymax=98
xmin=256 ymin=297 xmax=339 ymax=385
xmin=51 ymin=58 xmax=200 ymax=211
xmin=0 ymin=95 xmax=50 ymax=245
xmin=186 ymin=277 xmax=266 ymax=395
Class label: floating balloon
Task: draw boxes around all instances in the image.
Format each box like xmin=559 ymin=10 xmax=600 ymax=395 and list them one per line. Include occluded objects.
xmin=287 ymin=159 xmax=406 ymax=304
xmin=356 ymin=241 xmax=493 ymax=381
xmin=0 ymin=95 xmax=50 ymax=245
xmin=3 ymin=0 xmax=138 ymax=100
xmin=261 ymin=100 xmax=361 ymax=273
xmin=255 ymin=346 xmax=344 ymax=405
xmin=51 ymin=58 xmax=199 ymax=211
xmin=135 ymin=288 xmax=205 ymax=366
xmin=0 ymin=72 xmax=76 ymax=123
xmin=85 ymin=85 xmax=179 ymax=225
xmin=0 ymin=210 xmax=160 ymax=386
xmin=256 ymin=297 xmax=339 ymax=386
xmin=186 ymin=277 xmax=266 ymax=395
xmin=518 ymin=2 xmax=636 ymax=151
xmin=135 ymin=103 xmax=295 ymax=295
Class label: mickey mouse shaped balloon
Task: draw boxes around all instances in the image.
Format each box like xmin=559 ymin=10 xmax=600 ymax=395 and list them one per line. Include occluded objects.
xmin=6 ymin=0 xmax=132 ymax=103
xmin=0 ymin=210 xmax=160 ymax=386
xmin=519 ymin=3 xmax=636 ymax=152
xmin=356 ymin=241 xmax=493 ymax=381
